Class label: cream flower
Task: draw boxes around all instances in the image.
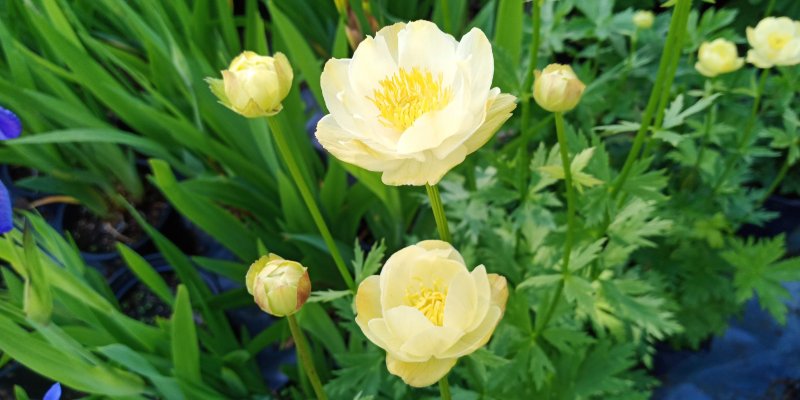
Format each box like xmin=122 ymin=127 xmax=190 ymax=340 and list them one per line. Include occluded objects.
xmin=246 ymin=254 xmax=311 ymax=317
xmin=695 ymin=39 xmax=745 ymax=77
xmin=207 ymin=51 xmax=293 ymax=117
xmin=633 ymin=10 xmax=655 ymax=30
xmin=746 ymin=17 xmax=800 ymax=68
xmin=355 ymin=240 xmax=508 ymax=387
xmin=315 ymin=20 xmax=517 ymax=186
xmin=533 ymin=64 xmax=586 ymax=113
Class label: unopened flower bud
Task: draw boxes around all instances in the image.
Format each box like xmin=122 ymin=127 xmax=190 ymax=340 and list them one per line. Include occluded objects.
xmin=533 ymin=64 xmax=586 ymax=113
xmin=633 ymin=10 xmax=655 ymax=30
xmin=207 ymin=51 xmax=293 ymax=118
xmin=246 ymin=254 xmax=311 ymax=317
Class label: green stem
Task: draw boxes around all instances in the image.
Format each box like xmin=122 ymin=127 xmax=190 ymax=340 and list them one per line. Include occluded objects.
xmin=440 ymin=0 xmax=452 ymax=34
xmin=520 ymin=0 xmax=542 ymax=137
xmin=712 ymin=69 xmax=769 ymax=194
xmin=760 ymin=157 xmax=791 ymax=204
xmin=533 ymin=113 xmax=575 ymax=337
xmin=438 ymin=375 xmax=452 ymax=400
xmin=681 ymin=85 xmax=716 ymax=189
xmin=287 ymin=315 xmax=328 ymax=400
xmin=610 ymin=0 xmax=691 ymax=200
xmin=426 ymin=184 xmax=452 ymax=242
xmin=267 ymin=117 xmax=356 ymax=291
xmin=642 ymin=0 xmax=692 ymax=159
xmin=764 ymin=0 xmax=777 ymax=17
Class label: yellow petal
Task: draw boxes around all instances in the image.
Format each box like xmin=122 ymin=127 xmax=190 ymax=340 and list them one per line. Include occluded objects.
xmin=467 ymin=265 xmax=491 ymax=331
xmin=399 ymin=325 xmax=461 ymax=360
xmin=416 ymin=240 xmax=465 ymax=265
xmin=440 ymin=305 xmax=502 ymax=358
xmin=356 ymin=275 xmax=383 ymax=323
xmin=463 ymin=92 xmax=517 ymax=153
xmin=385 ymin=353 xmax=457 ymax=388
xmin=385 ymin=306 xmax=434 ymax=343
xmin=488 ymin=273 xmax=509 ymax=312
xmin=442 ymin=269 xmax=477 ymax=330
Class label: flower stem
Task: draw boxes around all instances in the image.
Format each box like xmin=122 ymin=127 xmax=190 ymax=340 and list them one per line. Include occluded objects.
xmin=438 ymin=374 xmax=452 ymax=400
xmin=610 ymin=0 xmax=692 ymax=200
xmin=267 ymin=117 xmax=356 ymax=291
xmin=712 ymin=69 xmax=769 ymax=194
xmin=641 ymin=0 xmax=693 ymax=159
xmin=760 ymin=156 xmax=791 ymax=204
xmin=426 ymin=184 xmax=452 ymax=243
xmin=520 ymin=0 xmax=542 ymax=137
xmin=533 ymin=113 xmax=574 ymax=337
xmin=287 ymin=315 xmax=328 ymax=400
xmin=554 ymin=113 xmax=576 ymax=273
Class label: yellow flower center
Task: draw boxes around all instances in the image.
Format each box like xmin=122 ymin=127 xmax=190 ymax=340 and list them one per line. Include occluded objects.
xmin=370 ymin=67 xmax=453 ymax=131
xmin=767 ymin=33 xmax=790 ymax=50
xmin=405 ymin=282 xmax=448 ymax=326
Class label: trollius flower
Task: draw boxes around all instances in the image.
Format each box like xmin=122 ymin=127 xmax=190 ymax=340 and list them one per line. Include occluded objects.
xmin=315 ymin=20 xmax=516 ymax=186
xmin=355 ymin=240 xmax=508 ymax=387
xmin=695 ymin=38 xmax=745 ymax=77
xmin=746 ymin=17 xmax=800 ymax=68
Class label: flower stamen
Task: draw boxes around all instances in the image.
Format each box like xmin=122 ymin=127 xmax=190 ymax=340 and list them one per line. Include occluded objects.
xmin=369 ymin=67 xmax=452 ymax=131
xmin=405 ymin=281 xmax=448 ymax=326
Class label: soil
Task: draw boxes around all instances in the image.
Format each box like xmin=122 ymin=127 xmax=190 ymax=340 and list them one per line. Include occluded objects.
xmin=117 ymin=269 xmax=178 ymax=324
xmin=61 ymin=185 xmax=169 ymax=255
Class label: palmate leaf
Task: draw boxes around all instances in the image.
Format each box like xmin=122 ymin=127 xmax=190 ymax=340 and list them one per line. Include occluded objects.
xmin=539 ymin=146 xmax=605 ymax=193
xmin=722 ymin=235 xmax=800 ymax=324
xmin=353 ymin=239 xmax=387 ymax=284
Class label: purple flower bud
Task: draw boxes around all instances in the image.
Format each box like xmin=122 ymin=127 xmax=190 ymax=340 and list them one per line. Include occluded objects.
xmin=0 ymin=182 xmax=11 ymax=234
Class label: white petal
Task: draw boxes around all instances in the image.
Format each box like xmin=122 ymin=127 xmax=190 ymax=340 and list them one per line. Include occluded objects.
xmin=380 ymin=146 xmax=467 ymax=186
xmin=349 ymin=36 xmax=398 ymax=98
xmin=397 ymin=21 xmax=458 ymax=84
xmin=462 ymin=91 xmax=517 ymax=153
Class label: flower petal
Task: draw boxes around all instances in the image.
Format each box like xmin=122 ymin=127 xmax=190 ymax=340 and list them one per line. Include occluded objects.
xmin=385 ymin=305 xmax=435 ymax=342
xmin=440 ymin=305 xmax=502 ymax=358
xmin=462 ymin=91 xmax=517 ymax=153
xmin=385 ymin=353 xmax=457 ymax=388
xmin=416 ymin=240 xmax=465 ymax=265
xmin=356 ymin=275 xmax=383 ymax=324
xmin=467 ymin=265 xmax=491 ymax=331
xmin=399 ymin=325 xmax=462 ymax=359
xmin=380 ymin=146 xmax=468 ymax=186
xmin=443 ymin=269 xmax=477 ymax=330
xmin=397 ymin=21 xmax=458 ymax=83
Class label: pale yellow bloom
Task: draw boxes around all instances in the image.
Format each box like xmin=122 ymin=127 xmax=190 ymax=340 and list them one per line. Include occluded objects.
xmin=355 ymin=240 xmax=508 ymax=387
xmin=246 ymin=254 xmax=311 ymax=317
xmin=633 ymin=10 xmax=655 ymax=29
xmin=695 ymin=39 xmax=745 ymax=77
xmin=533 ymin=64 xmax=586 ymax=113
xmin=746 ymin=17 xmax=800 ymax=68
xmin=315 ymin=20 xmax=517 ymax=186
xmin=207 ymin=51 xmax=293 ymax=117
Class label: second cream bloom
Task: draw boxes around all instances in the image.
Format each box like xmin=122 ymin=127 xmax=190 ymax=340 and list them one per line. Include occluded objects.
xmin=355 ymin=241 xmax=508 ymax=387
xmin=695 ymin=39 xmax=744 ymax=77
xmin=315 ymin=20 xmax=516 ymax=186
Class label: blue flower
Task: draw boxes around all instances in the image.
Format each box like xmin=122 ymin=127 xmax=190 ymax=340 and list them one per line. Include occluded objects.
xmin=0 ymin=181 xmax=11 ymax=234
xmin=43 ymin=382 xmax=61 ymax=400
xmin=0 ymin=106 xmax=21 ymax=140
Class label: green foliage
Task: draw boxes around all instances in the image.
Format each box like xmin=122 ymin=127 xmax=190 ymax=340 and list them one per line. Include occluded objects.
xmin=0 ymin=0 xmax=798 ymax=399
